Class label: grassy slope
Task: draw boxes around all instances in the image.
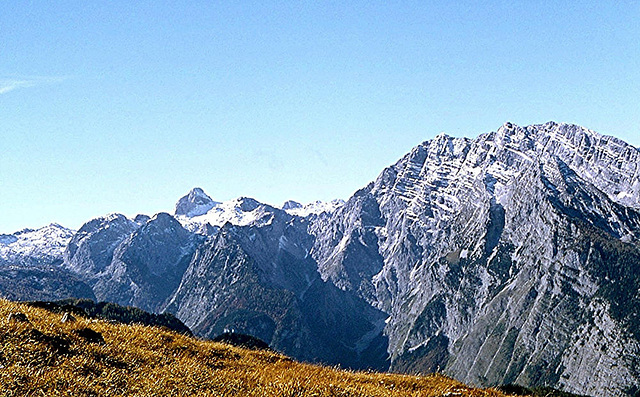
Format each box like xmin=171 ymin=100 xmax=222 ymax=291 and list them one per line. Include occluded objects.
xmin=0 ymin=299 xmax=514 ymax=397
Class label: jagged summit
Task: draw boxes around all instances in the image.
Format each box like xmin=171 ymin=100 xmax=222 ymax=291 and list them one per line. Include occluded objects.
xmin=390 ymin=121 xmax=640 ymax=211
xmin=282 ymin=200 xmax=303 ymax=210
xmin=174 ymin=187 xmax=219 ymax=218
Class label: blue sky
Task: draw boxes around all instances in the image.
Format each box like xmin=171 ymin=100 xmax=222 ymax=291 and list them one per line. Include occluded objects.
xmin=1 ymin=1 xmax=639 ymax=233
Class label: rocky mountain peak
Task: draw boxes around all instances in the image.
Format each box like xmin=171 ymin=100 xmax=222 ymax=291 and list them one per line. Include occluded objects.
xmin=0 ymin=223 xmax=76 ymax=267
xmin=235 ymin=197 xmax=261 ymax=212
xmin=72 ymin=214 xmax=134 ymax=238
xmin=63 ymin=213 xmax=139 ymax=277
xmin=282 ymin=200 xmax=303 ymax=210
xmin=174 ymin=187 xmax=219 ymax=217
xmin=134 ymin=214 xmax=151 ymax=225
xmin=492 ymin=121 xmax=535 ymax=149
xmin=0 ymin=235 xmax=18 ymax=245
xmin=150 ymin=212 xmax=177 ymax=223
xmin=379 ymin=121 xmax=640 ymax=212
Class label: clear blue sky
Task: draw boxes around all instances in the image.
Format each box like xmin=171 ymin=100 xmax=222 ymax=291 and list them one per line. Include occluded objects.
xmin=1 ymin=1 xmax=639 ymax=233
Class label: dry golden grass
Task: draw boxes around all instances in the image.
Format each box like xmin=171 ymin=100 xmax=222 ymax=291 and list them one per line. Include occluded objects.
xmin=0 ymin=299 xmax=515 ymax=396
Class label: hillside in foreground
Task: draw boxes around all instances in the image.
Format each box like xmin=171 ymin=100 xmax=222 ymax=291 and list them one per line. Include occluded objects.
xmin=0 ymin=299 xmax=516 ymax=397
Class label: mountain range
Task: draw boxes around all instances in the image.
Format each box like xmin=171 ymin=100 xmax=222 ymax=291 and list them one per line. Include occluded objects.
xmin=1 ymin=121 xmax=639 ymax=396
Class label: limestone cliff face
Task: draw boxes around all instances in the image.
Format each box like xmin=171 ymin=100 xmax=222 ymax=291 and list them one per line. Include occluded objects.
xmin=309 ymin=122 xmax=640 ymax=396
xmin=63 ymin=213 xmax=139 ymax=279
xmin=164 ymin=210 xmax=390 ymax=370
xmin=92 ymin=212 xmax=199 ymax=312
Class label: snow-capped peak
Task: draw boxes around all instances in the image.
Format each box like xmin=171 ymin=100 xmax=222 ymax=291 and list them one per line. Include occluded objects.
xmin=175 ymin=187 xmax=219 ymax=218
xmin=175 ymin=196 xmax=275 ymax=232
xmin=0 ymin=223 xmax=75 ymax=266
xmin=284 ymin=199 xmax=345 ymax=217
xmin=174 ymin=187 xmax=346 ymax=233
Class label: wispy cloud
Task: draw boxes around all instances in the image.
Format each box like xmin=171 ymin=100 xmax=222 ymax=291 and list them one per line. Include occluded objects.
xmin=0 ymin=76 xmax=67 ymax=95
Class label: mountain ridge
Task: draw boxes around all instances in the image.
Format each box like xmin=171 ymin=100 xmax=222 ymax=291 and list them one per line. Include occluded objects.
xmin=1 ymin=121 xmax=639 ymax=396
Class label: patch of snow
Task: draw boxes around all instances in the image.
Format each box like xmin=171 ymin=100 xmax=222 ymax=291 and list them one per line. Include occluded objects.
xmin=617 ymin=191 xmax=632 ymax=199
xmin=278 ymin=235 xmax=288 ymax=250
xmin=0 ymin=223 xmax=75 ymax=265
xmin=285 ymin=199 xmax=345 ymax=217
xmin=176 ymin=197 xmax=272 ymax=230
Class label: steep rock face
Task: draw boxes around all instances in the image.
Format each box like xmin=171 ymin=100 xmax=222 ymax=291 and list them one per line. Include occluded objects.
xmin=442 ymin=163 xmax=640 ymax=396
xmin=309 ymin=188 xmax=386 ymax=305
xmin=93 ymin=213 xmax=199 ymax=312
xmin=524 ymin=122 xmax=640 ymax=210
xmin=310 ymin=122 xmax=640 ymax=396
xmin=64 ymin=214 xmax=139 ymax=279
xmin=59 ymin=211 xmax=202 ymax=313
xmin=164 ymin=205 xmax=389 ymax=370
